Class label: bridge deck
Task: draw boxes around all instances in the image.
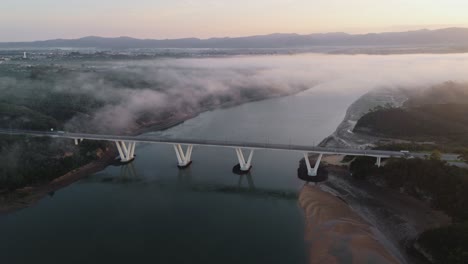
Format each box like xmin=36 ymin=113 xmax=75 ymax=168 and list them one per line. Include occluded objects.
xmin=0 ymin=129 xmax=406 ymax=158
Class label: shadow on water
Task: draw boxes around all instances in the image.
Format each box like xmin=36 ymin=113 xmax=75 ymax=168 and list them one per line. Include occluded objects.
xmin=188 ymin=171 xmax=298 ymax=200
xmin=78 ymin=164 xmax=299 ymax=201
xmin=237 ymin=172 xmax=256 ymax=190
xmin=80 ymin=163 xmax=141 ymax=184
xmin=297 ymin=157 xmax=329 ymax=183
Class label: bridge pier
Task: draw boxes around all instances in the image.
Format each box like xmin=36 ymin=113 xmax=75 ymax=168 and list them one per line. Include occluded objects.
xmin=304 ymin=153 xmax=323 ymax=176
xmin=376 ymin=157 xmax=382 ymax=168
xmin=74 ymin=138 xmax=83 ymax=145
xmin=115 ymin=141 xmax=136 ymax=163
xmin=174 ymin=144 xmax=193 ymax=168
xmin=235 ymin=148 xmax=254 ymax=172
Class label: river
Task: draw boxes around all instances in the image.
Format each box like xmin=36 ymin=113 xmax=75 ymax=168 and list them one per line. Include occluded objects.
xmin=0 ymin=86 xmax=363 ymax=263
xmin=4 ymin=52 xmax=468 ymax=263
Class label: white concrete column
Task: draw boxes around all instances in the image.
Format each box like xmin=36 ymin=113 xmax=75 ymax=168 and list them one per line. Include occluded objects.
xmin=173 ymin=144 xmax=193 ymax=167
xmin=376 ymin=157 xmax=382 ymax=168
xmin=304 ymin=153 xmax=323 ymax=176
xmin=115 ymin=141 xmax=136 ymax=162
xmin=236 ymin=148 xmax=254 ymax=171
xmin=129 ymin=142 xmax=136 ymax=158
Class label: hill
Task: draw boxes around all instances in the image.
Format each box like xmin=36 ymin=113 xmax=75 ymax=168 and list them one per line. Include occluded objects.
xmin=354 ymin=82 xmax=468 ymax=147
xmin=2 ymin=28 xmax=468 ymax=49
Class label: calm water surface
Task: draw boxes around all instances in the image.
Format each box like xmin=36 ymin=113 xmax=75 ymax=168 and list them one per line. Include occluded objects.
xmin=0 ymin=88 xmax=360 ymax=263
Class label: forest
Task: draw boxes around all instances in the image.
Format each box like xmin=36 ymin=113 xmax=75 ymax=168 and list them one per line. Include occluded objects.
xmin=350 ymin=83 xmax=468 ymax=263
xmin=349 ymin=156 xmax=468 ymax=263
xmin=354 ymin=82 xmax=468 ymax=150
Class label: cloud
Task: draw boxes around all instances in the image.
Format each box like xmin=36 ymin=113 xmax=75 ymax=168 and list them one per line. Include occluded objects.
xmin=64 ymin=54 xmax=468 ymax=133
xmin=3 ymin=53 xmax=468 ymax=134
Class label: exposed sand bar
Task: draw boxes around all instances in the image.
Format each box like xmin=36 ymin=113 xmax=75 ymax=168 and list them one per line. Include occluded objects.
xmin=299 ymin=185 xmax=402 ymax=264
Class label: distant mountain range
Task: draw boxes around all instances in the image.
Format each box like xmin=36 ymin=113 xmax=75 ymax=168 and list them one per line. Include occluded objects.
xmin=2 ymin=28 xmax=468 ymax=49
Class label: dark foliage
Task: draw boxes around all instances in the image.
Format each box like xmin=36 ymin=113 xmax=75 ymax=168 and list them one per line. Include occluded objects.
xmin=354 ymin=104 xmax=468 ymax=141
xmin=350 ymin=157 xmax=468 ymax=221
xmin=354 ymin=82 xmax=468 ymax=149
xmin=350 ymin=155 xmax=468 ymax=263
xmin=0 ymin=136 xmax=107 ymax=190
xmin=418 ymin=223 xmax=468 ymax=264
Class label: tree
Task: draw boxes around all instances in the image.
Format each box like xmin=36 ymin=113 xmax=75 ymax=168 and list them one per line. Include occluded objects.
xmin=430 ymin=150 xmax=442 ymax=161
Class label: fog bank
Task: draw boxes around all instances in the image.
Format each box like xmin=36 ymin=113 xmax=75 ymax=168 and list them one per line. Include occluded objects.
xmin=3 ymin=53 xmax=468 ymax=133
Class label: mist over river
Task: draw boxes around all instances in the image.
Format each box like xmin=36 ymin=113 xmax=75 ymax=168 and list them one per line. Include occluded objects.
xmin=2 ymin=53 xmax=468 ymax=263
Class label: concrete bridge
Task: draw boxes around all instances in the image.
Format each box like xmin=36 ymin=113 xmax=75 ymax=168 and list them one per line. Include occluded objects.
xmin=0 ymin=129 xmax=410 ymax=177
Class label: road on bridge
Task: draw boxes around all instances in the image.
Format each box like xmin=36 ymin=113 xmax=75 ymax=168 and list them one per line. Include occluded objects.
xmin=0 ymin=128 xmax=408 ymax=158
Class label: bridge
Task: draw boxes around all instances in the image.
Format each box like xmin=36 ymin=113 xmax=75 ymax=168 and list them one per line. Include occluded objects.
xmin=0 ymin=128 xmax=412 ymax=177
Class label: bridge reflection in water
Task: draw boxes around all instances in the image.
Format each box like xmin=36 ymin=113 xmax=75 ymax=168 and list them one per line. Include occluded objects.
xmin=119 ymin=163 xmax=138 ymax=180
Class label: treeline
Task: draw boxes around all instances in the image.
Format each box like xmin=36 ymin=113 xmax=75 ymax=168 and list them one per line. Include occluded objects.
xmin=350 ymin=82 xmax=468 ymax=262
xmin=0 ymin=136 xmax=107 ymax=190
xmin=350 ymin=157 xmax=468 ymax=263
xmin=374 ymin=143 xmax=468 ymax=163
xmin=354 ymin=82 xmax=468 ymax=149
xmin=351 ymin=157 xmax=468 ymax=220
xmin=354 ymin=104 xmax=468 ymax=144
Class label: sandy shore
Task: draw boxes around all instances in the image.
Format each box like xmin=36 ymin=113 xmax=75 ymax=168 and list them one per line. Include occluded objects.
xmin=313 ymin=88 xmax=452 ymax=263
xmin=300 ymin=184 xmax=402 ymax=264
xmin=322 ymin=164 xmax=450 ymax=236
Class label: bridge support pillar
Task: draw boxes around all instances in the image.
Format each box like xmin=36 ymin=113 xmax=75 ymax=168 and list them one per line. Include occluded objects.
xmin=74 ymin=138 xmax=83 ymax=145
xmin=115 ymin=141 xmax=136 ymax=163
xmin=376 ymin=157 xmax=382 ymax=168
xmin=304 ymin=153 xmax=323 ymax=176
xmin=174 ymin=144 xmax=193 ymax=168
xmin=236 ymin=148 xmax=254 ymax=171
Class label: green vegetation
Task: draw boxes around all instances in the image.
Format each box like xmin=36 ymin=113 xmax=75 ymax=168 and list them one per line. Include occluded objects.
xmin=459 ymin=149 xmax=468 ymax=163
xmin=375 ymin=142 xmax=451 ymax=153
xmin=0 ymin=103 xmax=59 ymax=130
xmin=0 ymin=135 xmax=107 ymax=190
xmin=355 ymin=104 xmax=468 ymax=144
xmin=350 ymin=157 xmax=468 ymax=263
xmin=0 ymin=64 xmax=109 ymax=190
xmin=350 ymin=157 xmax=468 ymax=220
xmin=355 ymin=82 xmax=468 ymax=150
xmin=351 ymin=82 xmax=468 ymax=263
xmin=418 ymin=223 xmax=468 ymax=264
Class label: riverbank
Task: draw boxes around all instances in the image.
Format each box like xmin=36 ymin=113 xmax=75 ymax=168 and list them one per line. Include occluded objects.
xmin=319 ymin=87 xmax=408 ymax=148
xmin=299 ymin=184 xmax=403 ymax=264
xmin=0 ymin=109 xmax=202 ymax=214
xmin=327 ymin=162 xmax=450 ymax=260
xmin=0 ymin=147 xmax=116 ymax=214
xmin=315 ymin=88 xmax=453 ymax=263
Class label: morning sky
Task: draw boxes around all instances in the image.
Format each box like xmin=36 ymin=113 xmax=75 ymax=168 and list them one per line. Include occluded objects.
xmin=2 ymin=0 xmax=468 ymax=41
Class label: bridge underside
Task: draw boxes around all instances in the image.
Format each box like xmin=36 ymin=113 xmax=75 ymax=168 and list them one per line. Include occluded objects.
xmin=303 ymin=153 xmax=323 ymax=177
xmin=235 ymin=148 xmax=254 ymax=172
xmin=0 ymin=129 xmax=401 ymax=178
xmin=108 ymin=140 xmax=387 ymax=177
xmin=115 ymin=141 xmax=136 ymax=163
xmin=174 ymin=144 xmax=193 ymax=168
